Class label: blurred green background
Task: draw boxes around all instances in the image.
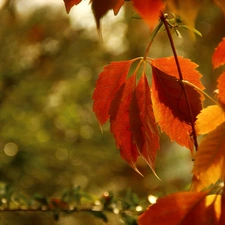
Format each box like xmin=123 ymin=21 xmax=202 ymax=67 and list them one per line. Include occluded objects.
xmin=0 ymin=0 xmax=225 ymax=224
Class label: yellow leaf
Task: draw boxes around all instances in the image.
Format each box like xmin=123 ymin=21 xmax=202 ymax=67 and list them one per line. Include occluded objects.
xmin=192 ymin=122 xmax=225 ymax=191
xmin=195 ymin=105 xmax=225 ymax=135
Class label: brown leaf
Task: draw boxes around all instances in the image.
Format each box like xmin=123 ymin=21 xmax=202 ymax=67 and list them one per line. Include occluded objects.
xmin=91 ymin=0 xmax=124 ymax=29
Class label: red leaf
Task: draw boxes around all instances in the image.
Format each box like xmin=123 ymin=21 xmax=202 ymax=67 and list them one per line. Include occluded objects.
xmin=91 ymin=0 xmax=124 ymax=29
xmin=131 ymin=0 xmax=165 ymax=29
xmin=138 ymin=192 xmax=220 ymax=225
xmin=212 ymin=37 xmax=225 ymax=69
xmin=63 ymin=0 xmax=82 ymax=13
xmin=130 ymin=73 xmax=159 ymax=172
xmin=149 ymin=56 xmax=204 ymax=150
xmin=109 ymin=74 xmax=140 ymax=171
xmin=92 ymin=60 xmax=134 ymax=126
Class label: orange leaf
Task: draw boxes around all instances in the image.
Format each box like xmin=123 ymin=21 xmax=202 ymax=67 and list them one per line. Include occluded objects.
xmin=212 ymin=37 xmax=225 ymax=69
xmin=195 ymin=105 xmax=225 ymax=135
xmin=63 ymin=0 xmax=82 ymax=13
xmin=92 ymin=60 xmax=134 ymax=126
xmin=150 ymin=56 xmax=204 ymax=150
xmin=109 ymin=74 xmax=140 ymax=172
xmin=91 ymin=0 xmax=124 ymax=29
xmin=130 ymin=73 xmax=160 ymax=173
xmin=192 ymin=122 xmax=225 ymax=191
xmin=218 ymin=71 xmax=225 ymax=107
xmin=131 ymin=0 xmax=165 ymax=29
xmin=138 ymin=192 xmax=220 ymax=225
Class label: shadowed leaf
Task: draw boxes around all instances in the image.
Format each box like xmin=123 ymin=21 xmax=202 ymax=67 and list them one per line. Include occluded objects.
xmin=91 ymin=0 xmax=124 ymax=29
xmin=109 ymin=74 xmax=140 ymax=172
xmin=138 ymin=192 xmax=220 ymax=225
xmin=130 ymin=73 xmax=159 ymax=173
xmin=149 ymin=56 xmax=204 ymax=150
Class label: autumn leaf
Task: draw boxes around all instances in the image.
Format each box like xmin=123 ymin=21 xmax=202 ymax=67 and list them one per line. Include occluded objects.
xmin=92 ymin=60 xmax=135 ymax=126
xmin=91 ymin=0 xmax=124 ymax=29
xmin=212 ymin=37 xmax=225 ymax=69
xmin=195 ymin=105 xmax=225 ymax=135
xmin=192 ymin=122 xmax=225 ymax=192
xmin=63 ymin=0 xmax=82 ymax=13
xmin=138 ymin=192 xmax=220 ymax=225
xmin=130 ymin=73 xmax=159 ymax=173
xmin=109 ymin=74 xmax=140 ymax=172
xmin=149 ymin=56 xmax=204 ymax=150
xmin=131 ymin=0 xmax=165 ymax=29
xmin=166 ymin=0 xmax=204 ymax=30
xmin=218 ymin=71 xmax=225 ymax=107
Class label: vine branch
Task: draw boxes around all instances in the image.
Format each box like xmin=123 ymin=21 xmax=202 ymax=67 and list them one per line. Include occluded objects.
xmin=160 ymin=12 xmax=198 ymax=151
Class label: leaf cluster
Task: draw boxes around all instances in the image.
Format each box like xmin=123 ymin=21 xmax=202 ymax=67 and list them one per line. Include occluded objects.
xmin=63 ymin=0 xmax=225 ymax=224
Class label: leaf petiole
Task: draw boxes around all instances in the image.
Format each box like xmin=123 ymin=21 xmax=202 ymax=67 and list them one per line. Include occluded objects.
xmin=181 ymin=80 xmax=218 ymax=105
xmin=144 ymin=20 xmax=164 ymax=59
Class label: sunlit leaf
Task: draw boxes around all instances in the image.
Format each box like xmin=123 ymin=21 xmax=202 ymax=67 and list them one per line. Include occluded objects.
xmin=130 ymin=73 xmax=160 ymax=173
xmin=212 ymin=37 xmax=225 ymax=69
xmin=63 ymin=0 xmax=82 ymax=13
xmin=109 ymin=74 xmax=140 ymax=172
xmin=192 ymin=122 xmax=225 ymax=191
xmin=195 ymin=105 xmax=225 ymax=135
xmin=91 ymin=0 xmax=124 ymax=29
xmin=138 ymin=192 xmax=220 ymax=225
xmin=92 ymin=60 xmax=134 ymax=126
xmin=131 ymin=0 xmax=165 ymax=29
xmin=149 ymin=56 xmax=204 ymax=150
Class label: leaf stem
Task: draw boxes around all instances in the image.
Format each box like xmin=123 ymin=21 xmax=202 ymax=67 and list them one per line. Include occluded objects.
xmin=181 ymin=80 xmax=218 ymax=105
xmin=160 ymin=13 xmax=198 ymax=151
xmin=144 ymin=20 xmax=164 ymax=59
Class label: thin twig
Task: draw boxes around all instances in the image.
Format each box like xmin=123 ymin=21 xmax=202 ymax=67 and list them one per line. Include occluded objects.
xmin=160 ymin=12 xmax=198 ymax=151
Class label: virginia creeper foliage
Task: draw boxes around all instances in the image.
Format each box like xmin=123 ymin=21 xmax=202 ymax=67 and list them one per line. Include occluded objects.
xmin=64 ymin=0 xmax=225 ymax=224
